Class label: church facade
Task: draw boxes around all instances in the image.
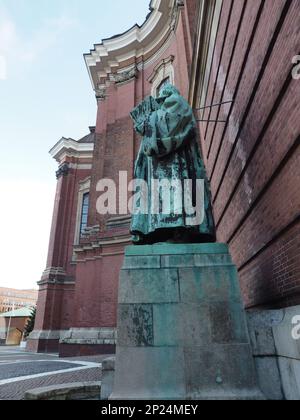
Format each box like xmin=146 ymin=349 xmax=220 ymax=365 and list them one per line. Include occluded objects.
xmin=27 ymin=0 xmax=300 ymax=358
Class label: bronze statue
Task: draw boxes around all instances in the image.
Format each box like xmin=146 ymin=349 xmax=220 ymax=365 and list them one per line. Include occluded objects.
xmin=130 ymin=84 xmax=216 ymax=244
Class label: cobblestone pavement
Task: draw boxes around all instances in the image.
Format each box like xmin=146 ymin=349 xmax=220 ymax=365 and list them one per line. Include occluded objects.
xmin=0 ymin=346 xmax=113 ymax=400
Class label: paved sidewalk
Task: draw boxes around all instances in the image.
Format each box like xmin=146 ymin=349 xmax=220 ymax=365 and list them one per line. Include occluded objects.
xmin=0 ymin=346 xmax=112 ymax=400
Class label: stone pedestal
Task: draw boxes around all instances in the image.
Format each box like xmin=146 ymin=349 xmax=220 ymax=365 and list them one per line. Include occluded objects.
xmin=111 ymin=243 xmax=264 ymax=400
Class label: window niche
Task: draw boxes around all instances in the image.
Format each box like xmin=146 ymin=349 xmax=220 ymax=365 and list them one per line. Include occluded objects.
xmin=79 ymin=192 xmax=89 ymax=237
xmin=74 ymin=177 xmax=91 ymax=246
xmin=148 ymin=55 xmax=175 ymax=98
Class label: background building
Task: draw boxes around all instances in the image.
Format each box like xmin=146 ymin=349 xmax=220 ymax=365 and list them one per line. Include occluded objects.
xmin=0 ymin=288 xmax=38 ymax=314
xmin=28 ymin=0 xmax=299 ymax=365
xmin=0 ymin=307 xmax=32 ymax=346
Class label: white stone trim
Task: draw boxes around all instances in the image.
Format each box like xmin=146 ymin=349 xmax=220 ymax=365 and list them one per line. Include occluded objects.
xmin=189 ymin=0 xmax=223 ymax=107
xmin=28 ymin=330 xmax=69 ymax=341
xmin=148 ymin=55 xmax=175 ymax=97
xmin=50 ymin=137 xmax=94 ymax=163
xmin=85 ymin=0 xmax=163 ymax=64
xmin=41 ymin=267 xmax=66 ymax=278
xmin=198 ymin=0 xmax=223 ymax=113
xmin=84 ymin=0 xmax=182 ymax=90
xmin=60 ymin=327 xmax=117 ymax=346
xmin=68 ymin=163 xmax=93 ymax=170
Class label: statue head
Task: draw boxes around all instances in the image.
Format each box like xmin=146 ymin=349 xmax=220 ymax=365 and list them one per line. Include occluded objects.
xmin=158 ymin=83 xmax=180 ymax=99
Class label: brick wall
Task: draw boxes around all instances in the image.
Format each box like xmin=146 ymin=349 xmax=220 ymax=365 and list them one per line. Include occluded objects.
xmin=198 ymin=0 xmax=300 ymax=308
xmin=34 ymin=161 xmax=92 ymax=336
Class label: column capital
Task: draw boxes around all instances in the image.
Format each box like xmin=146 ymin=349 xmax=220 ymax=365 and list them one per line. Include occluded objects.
xmin=56 ymin=162 xmax=70 ymax=179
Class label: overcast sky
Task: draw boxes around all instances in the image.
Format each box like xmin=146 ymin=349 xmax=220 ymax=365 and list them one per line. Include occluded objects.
xmin=0 ymin=0 xmax=150 ymax=290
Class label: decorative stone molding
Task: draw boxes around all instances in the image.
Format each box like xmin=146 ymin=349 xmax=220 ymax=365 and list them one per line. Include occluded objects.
xmin=28 ymin=330 xmax=69 ymax=341
xmin=39 ymin=267 xmax=75 ymax=285
xmin=170 ymin=0 xmax=185 ymax=31
xmin=110 ymin=66 xmax=139 ymax=85
xmin=50 ymin=137 xmax=94 ymax=164
xmin=95 ymin=85 xmax=107 ymax=101
xmin=56 ymin=162 xmax=70 ymax=179
xmin=84 ymin=0 xmax=183 ymax=91
xmin=68 ymin=163 xmax=93 ymax=170
xmin=60 ymin=328 xmax=117 ymax=346
xmin=148 ymin=55 xmax=175 ymax=97
xmin=189 ymin=0 xmax=223 ymax=108
xmin=106 ymin=215 xmax=132 ymax=230
xmin=80 ymin=225 xmax=100 ymax=238
xmin=74 ymin=234 xmax=131 ymax=259
xmin=41 ymin=267 xmax=67 ymax=278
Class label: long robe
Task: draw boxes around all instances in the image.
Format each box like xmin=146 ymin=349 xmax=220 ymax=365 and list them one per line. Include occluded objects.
xmin=130 ymin=86 xmax=216 ymax=244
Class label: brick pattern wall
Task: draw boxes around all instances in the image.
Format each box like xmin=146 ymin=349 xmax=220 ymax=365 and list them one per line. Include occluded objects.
xmin=199 ymin=0 xmax=300 ymax=308
xmin=88 ymin=116 xmax=134 ymax=229
xmin=34 ymin=161 xmax=92 ymax=334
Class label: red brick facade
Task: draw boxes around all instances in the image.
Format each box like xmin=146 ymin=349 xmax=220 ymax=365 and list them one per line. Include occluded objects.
xmin=28 ymin=0 xmax=300 ymax=356
xmin=193 ymin=0 xmax=300 ymax=309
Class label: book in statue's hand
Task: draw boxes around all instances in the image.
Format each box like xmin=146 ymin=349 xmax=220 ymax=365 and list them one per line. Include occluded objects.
xmin=130 ymin=96 xmax=160 ymax=126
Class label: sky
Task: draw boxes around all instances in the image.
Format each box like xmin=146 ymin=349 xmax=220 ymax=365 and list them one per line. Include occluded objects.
xmin=0 ymin=0 xmax=150 ymax=290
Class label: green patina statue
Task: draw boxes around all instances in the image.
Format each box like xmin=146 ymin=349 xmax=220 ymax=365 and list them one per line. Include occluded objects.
xmin=130 ymin=84 xmax=216 ymax=245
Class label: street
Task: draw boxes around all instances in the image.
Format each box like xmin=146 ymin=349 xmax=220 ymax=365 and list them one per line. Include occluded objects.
xmin=0 ymin=346 xmax=107 ymax=400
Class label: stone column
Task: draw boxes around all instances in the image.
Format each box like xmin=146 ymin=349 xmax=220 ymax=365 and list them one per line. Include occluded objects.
xmin=111 ymin=243 xmax=264 ymax=400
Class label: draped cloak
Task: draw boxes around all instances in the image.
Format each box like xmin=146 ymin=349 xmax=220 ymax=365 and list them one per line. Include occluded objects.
xmin=130 ymin=84 xmax=215 ymax=244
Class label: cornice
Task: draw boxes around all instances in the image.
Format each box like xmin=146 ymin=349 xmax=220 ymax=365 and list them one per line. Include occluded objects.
xmin=84 ymin=0 xmax=184 ymax=92
xmin=50 ymin=137 xmax=94 ymax=163
xmin=74 ymin=234 xmax=132 ymax=255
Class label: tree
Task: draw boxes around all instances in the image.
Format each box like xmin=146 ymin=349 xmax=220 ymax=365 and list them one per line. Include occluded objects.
xmin=24 ymin=307 xmax=36 ymax=339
